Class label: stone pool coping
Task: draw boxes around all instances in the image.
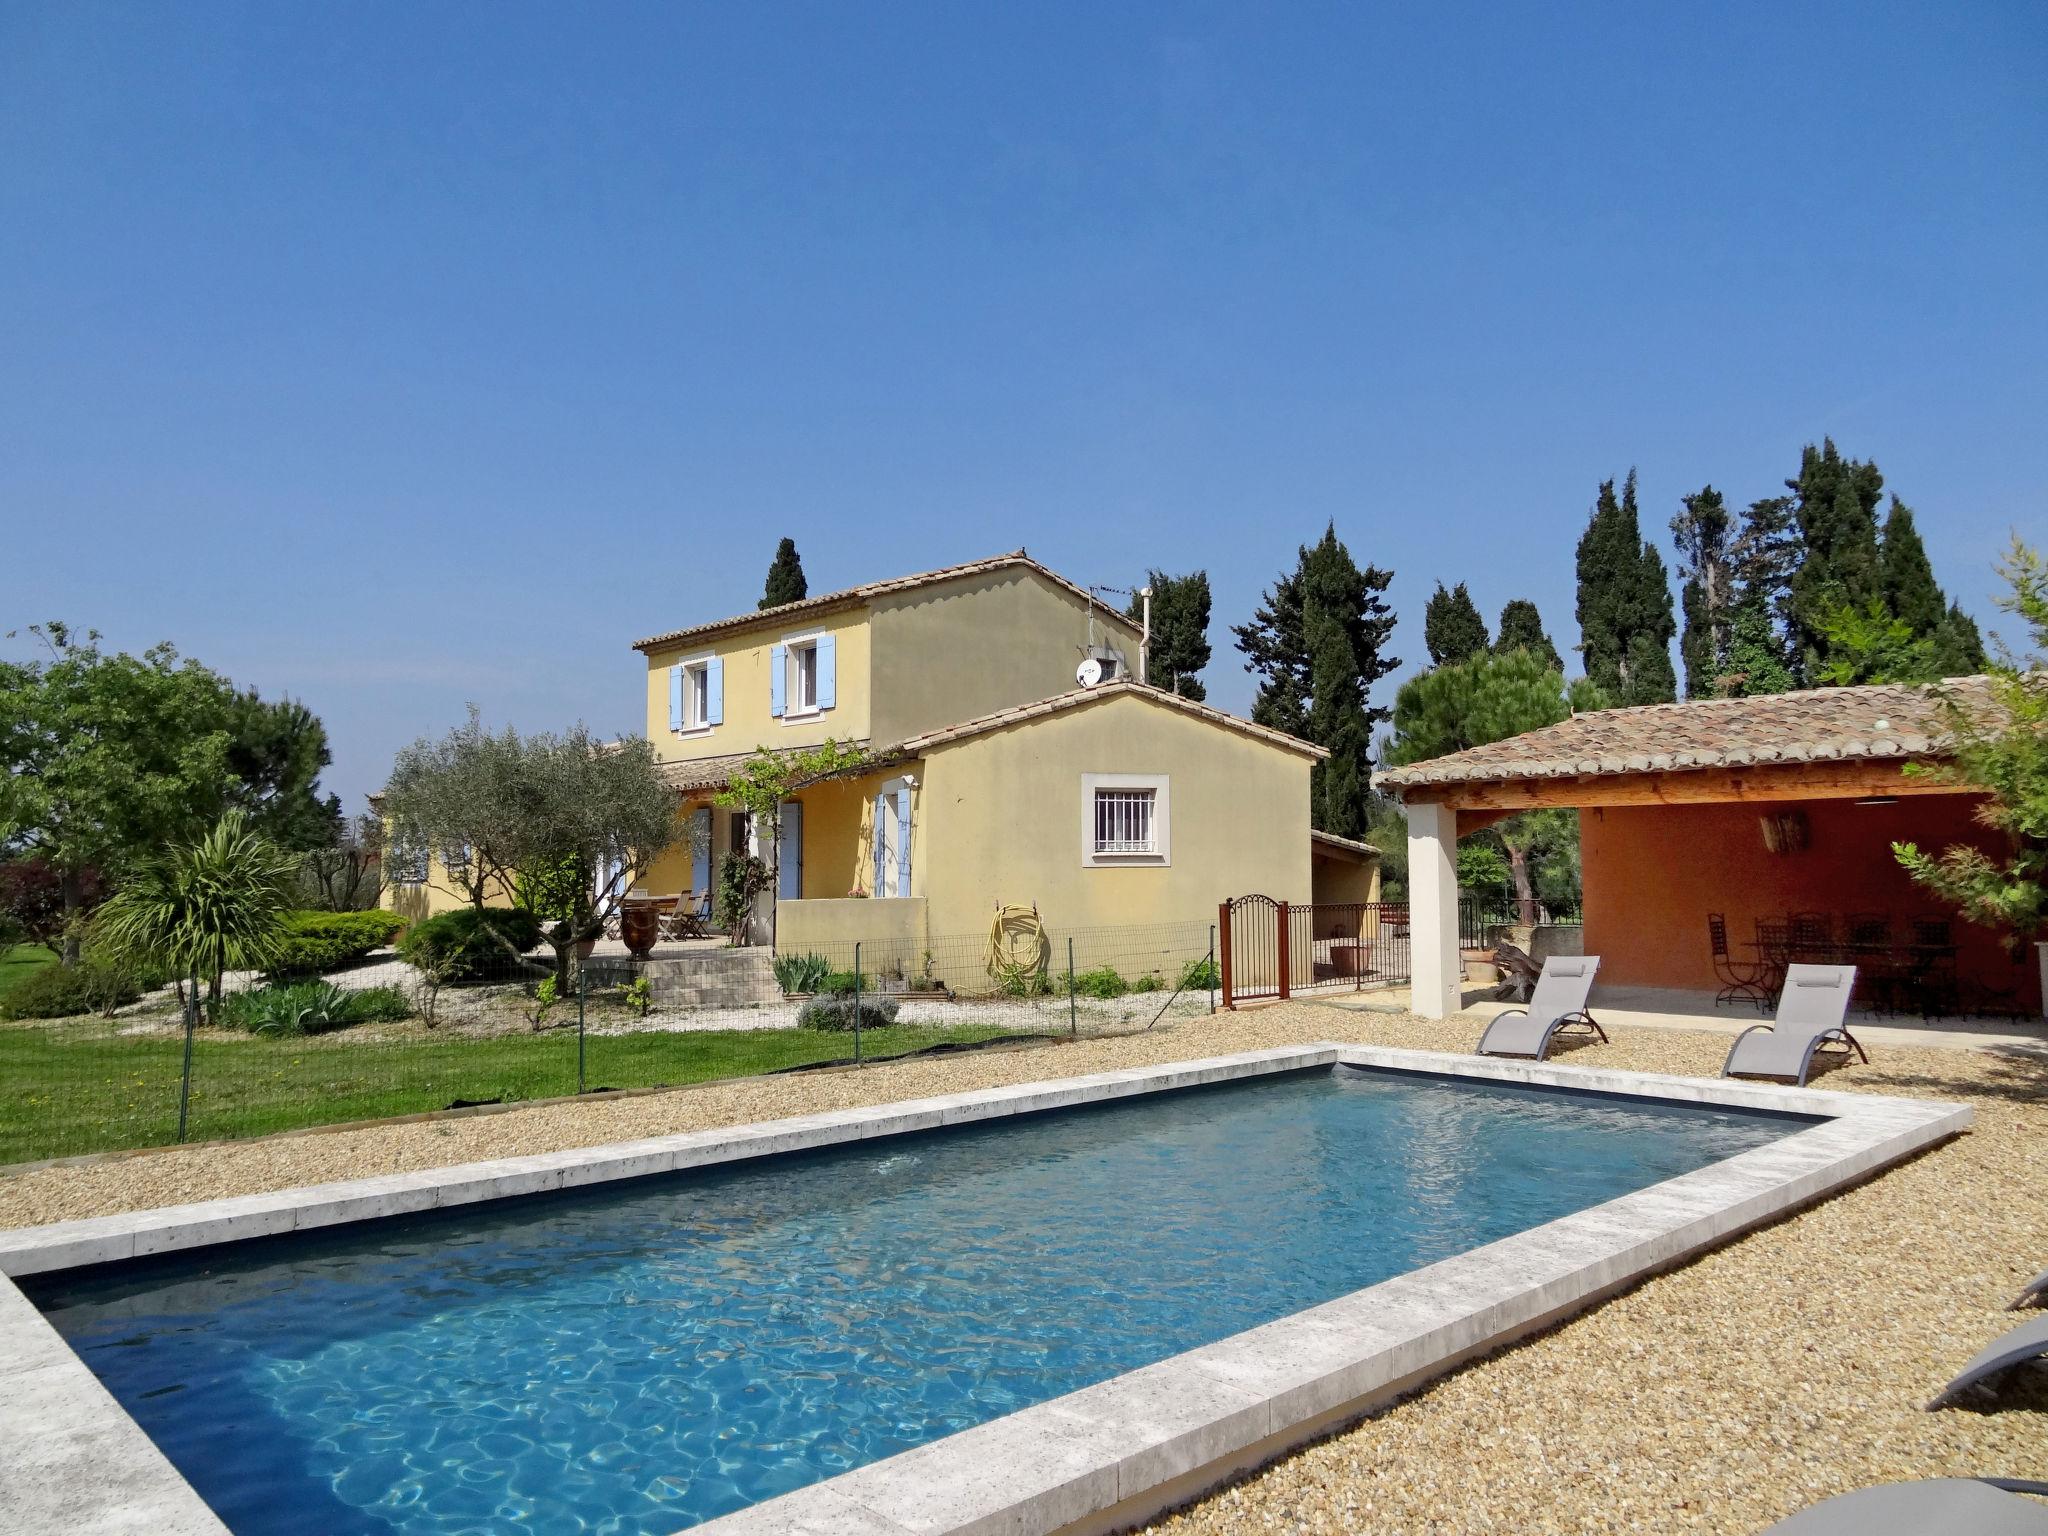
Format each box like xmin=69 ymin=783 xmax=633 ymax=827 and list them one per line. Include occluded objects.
xmin=0 ymin=1044 xmax=1970 ymax=1536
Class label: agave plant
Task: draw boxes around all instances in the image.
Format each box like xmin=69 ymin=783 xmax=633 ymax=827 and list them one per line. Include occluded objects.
xmin=94 ymin=811 xmax=301 ymax=1024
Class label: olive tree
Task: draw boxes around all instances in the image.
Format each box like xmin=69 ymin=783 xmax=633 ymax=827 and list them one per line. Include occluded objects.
xmin=382 ymin=715 xmax=684 ymax=989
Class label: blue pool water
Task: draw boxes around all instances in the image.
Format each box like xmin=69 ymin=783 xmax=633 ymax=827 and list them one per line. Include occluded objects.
xmin=29 ymin=1067 xmax=1803 ymax=1535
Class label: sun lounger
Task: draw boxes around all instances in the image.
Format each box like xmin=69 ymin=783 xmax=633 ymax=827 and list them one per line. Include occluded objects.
xmin=1927 ymin=1313 xmax=2048 ymax=1410
xmin=2010 ymin=1265 xmax=2048 ymax=1311
xmin=1759 ymin=1478 xmax=2048 ymax=1534
xmin=1720 ymin=964 xmax=1865 ymax=1086
xmin=1475 ymin=956 xmax=1604 ymax=1060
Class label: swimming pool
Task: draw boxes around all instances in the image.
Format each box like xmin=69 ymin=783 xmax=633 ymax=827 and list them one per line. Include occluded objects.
xmin=26 ymin=1064 xmax=1807 ymax=1535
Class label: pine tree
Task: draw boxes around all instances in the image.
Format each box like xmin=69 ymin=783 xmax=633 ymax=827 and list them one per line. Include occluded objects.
xmin=1494 ymin=600 xmax=1561 ymax=670
xmin=759 ymin=538 xmax=808 ymax=610
xmin=1574 ymin=470 xmax=1678 ymax=705
xmin=1233 ymin=524 xmax=1398 ymax=835
xmin=1787 ymin=440 xmax=1885 ymax=670
xmin=1127 ymin=571 xmax=1212 ymax=699
xmin=1423 ymin=582 xmax=1489 ymax=665
xmin=1672 ymin=485 xmax=1737 ymax=699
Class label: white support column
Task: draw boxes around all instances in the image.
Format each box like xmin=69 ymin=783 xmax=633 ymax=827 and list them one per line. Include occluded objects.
xmin=1406 ymin=801 xmax=1462 ymax=1019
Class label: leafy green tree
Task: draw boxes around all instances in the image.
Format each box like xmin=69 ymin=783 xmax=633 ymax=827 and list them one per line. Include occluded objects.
xmin=0 ymin=625 xmax=237 ymax=961
xmin=1672 ymin=485 xmax=1737 ymax=698
xmin=1894 ymin=538 xmax=2048 ymax=949
xmin=760 ymin=538 xmax=809 ymax=609
xmin=1787 ymin=439 xmax=1886 ymax=673
xmin=1233 ymin=525 xmax=1399 ymax=836
xmin=1424 ymin=582 xmax=1489 ymax=665
xmin=94 ymin=811 xmax=300 ymax=1024
xmin=384 ymin=718 xmax=681 ymax=990
xmin=1128 ymin=570 xmax=1212 ymax=699
xmin=1494 ymin=600 xmax=1561 ymax=670
xmin=1574 ymin=471 xmax=1678 ymax=705
xmin=1719 ymin=602 xmax=1797 ymax=696
xmin=1813 ymin=600 xmax=1949 ymax=686
xmin=1384 ymin=649 xmax=1598 ymax=921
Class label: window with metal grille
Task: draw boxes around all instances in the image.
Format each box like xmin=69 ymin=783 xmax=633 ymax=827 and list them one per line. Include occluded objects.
xmin=1092 ymin=788 xmax=1157 ymax=855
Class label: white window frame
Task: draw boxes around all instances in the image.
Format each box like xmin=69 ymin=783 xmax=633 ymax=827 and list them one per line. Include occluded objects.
xmin=780 ymin=631 xmax=823 ymax=722
xmin=676 ymin=652 xmax=715 ymax=737
xmin=1081 ymin=773 xmax=1170 ymax=867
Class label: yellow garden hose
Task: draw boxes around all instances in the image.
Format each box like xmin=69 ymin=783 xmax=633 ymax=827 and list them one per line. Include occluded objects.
xmin=985 ymin=903 xmax=1050 ymax=993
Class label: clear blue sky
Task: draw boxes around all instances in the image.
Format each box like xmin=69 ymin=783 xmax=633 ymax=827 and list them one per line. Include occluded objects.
xmin=5 ymin=2 xmax=2043 ymax=810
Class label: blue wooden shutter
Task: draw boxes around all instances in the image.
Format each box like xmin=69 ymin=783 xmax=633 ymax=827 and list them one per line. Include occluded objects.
xmin=690 ymin=808 xmax=711 ymax=895
xmin=778 ymin=800 xmax=804 ymax=899
xmin=895 ymin=789 xmax=912 ymax=895
xmin=706 ymin=658 xmax=724 ymax=725
xmin=668 ymin=663 xmax=683 ymax=732
xmin=769 ymin=645 xmax=787 ymax=717
xmin=872 ymin=794 xmax=887 ymax=895
xmin=816 ymin=634 xmax=836 ymax=710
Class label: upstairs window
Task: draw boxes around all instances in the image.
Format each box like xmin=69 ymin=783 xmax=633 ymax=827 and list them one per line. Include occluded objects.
xmin=685 ymin=661 xmax=710 ymax=729
xmin=771 ymin=633 xmax=835 ymax=719
xmin=669 ymin=655 xmax=722 ymax=733
xmin=791 ymin=641 xmax=819 ymax=714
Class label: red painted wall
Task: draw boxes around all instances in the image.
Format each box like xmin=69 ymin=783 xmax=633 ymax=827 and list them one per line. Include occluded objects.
xmin=1578 ymin=793 xmax=2040 ymax=1012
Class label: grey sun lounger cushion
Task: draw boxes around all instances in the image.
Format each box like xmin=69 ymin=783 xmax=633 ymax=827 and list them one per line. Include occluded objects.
xmin=1760 ymin=1479 xmax=2048 ymax=1534
xmin=1721 ymin=964 xmax=1864 ymax=1086
xmin=1927 ymin=1313 xmax=2048 ymax=1409
xmin=2011 ymin=1265 xmax=2048 ymax=1311
xmin=1475 ymin=955 xmax=1604 ymax=1060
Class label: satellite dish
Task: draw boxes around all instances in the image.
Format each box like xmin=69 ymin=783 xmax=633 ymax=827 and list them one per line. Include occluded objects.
xmin=1076 ymin=656 xmax=1108 ymax=688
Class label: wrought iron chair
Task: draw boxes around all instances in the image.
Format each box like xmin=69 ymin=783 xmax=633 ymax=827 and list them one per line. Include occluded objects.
xmin=1707 ymin=912 xmax=1769 ymax=1010
xmin=1905 ymin=915 xmax=1960 ymax=1019
xmin=1787 ymin=910 xmax=1836 ymax=964
xmin=1752 ymin=918 xmax=1794 ymax=1008
xmin=1842 ymin=912 xmax=1899 ymax=1013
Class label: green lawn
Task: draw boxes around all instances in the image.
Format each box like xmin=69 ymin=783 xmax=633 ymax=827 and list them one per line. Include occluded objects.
xmin=0 ymin=1014 xmax=1037 ymax=1164
xmin=0 ymin=944 xmax=56 ymax=998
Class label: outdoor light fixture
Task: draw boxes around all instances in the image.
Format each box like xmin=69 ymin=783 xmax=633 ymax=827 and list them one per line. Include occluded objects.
xmin=1855 ymin=796 xmax=1900 ymax=806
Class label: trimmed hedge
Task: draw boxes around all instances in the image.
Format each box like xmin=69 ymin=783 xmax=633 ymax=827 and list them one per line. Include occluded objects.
xmin=267 ymin=910 xmax=405 ymax=976
xmin=397 ymin=907 xmax=544 ymax=983
xmin=0 ymin=957 xmax=143 ymax=1020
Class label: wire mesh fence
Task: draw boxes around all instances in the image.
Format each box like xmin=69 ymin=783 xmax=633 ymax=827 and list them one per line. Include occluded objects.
xmin=0 ymin=919 xmax=1218 ymax=1165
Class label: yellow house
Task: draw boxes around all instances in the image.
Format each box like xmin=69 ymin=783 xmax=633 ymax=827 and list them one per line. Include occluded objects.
xmin=628 ymin=550 xmax=1354 ymax=960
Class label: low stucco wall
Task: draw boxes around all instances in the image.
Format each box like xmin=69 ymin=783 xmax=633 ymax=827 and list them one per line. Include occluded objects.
xmin=776 ymin=897 xmax=929 ymax=979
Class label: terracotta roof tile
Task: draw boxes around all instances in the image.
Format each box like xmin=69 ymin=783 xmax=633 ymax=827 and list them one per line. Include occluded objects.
xmin=631 ymin=551 xmax=1142 ymax=653
xmin=895 ymin=680 xmax=1328 ymax=760
xmin=1372 ymin=676 xmax=1997 ymax=792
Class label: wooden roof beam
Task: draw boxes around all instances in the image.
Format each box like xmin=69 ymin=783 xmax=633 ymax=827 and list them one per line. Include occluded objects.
xmin=1399 ymin=760 xmax=1967 ymax=813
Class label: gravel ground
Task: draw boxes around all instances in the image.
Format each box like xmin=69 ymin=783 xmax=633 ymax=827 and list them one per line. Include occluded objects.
xmin=2 ymin=1002 xmax=2042 ymax=1534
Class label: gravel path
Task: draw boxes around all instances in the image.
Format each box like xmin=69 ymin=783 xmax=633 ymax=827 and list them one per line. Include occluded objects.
xmin=2 ymin=1002 xmax=2041 ymax=1534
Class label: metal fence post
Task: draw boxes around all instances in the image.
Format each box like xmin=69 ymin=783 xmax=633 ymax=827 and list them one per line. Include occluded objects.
xmin=1217 ymin=901 xmax=1233 ymax=1009
xmin=176 ymin=977 xmax=197 ymax=1143
xmin=853 ymin=942 xmax=863 ymax=1065
xmin=1276 ymin=900 xmax=1292 ymax=1001
xmin=576 ymin=963 xmax=588 ymax=1095
xmin=1208 ymin=926 xmax=1216 ymax=1014
xmin=1067 ymin=937 xmax=1077 ymax=1037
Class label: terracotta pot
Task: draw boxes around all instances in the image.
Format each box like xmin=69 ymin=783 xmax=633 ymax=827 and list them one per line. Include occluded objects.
xmin=621 ymin=905 xmax=661 ymax=959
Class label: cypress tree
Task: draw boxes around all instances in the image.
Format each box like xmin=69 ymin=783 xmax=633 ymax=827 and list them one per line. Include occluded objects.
xmin=1574 ymin=470 xmax=1678 ymax=705
xmin=1127 ymin=570 xmax=1212 ymax=699
xmin=1233 ymin=568 xmax=1310 ymax=737
xmin=759 ymin=538 xmax=809 ymax=609
xmin=1787 ymin=440 xmax=1884 ymax=669
xmin=1672 ymin=485 xmax=1737 ymax=698
xmin=1494 ymin=600 xmax=1561 ymax=671
xmin=1424 ymin=582 xmax=1489 ymax=665
xmin=1879 ymin=499 xmax=1945 ymax=635
xmin=1930 ymin=602 xmax=1988 ymax=676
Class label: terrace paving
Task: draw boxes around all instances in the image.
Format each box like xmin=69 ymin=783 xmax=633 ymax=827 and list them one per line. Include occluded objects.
xmin=0 ymin=1003 xmax=2041 ymax=1535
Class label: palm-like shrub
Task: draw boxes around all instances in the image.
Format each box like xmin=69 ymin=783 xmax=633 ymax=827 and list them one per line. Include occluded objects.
xmin=94 ymin=811 xmax=300 ymax=1023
